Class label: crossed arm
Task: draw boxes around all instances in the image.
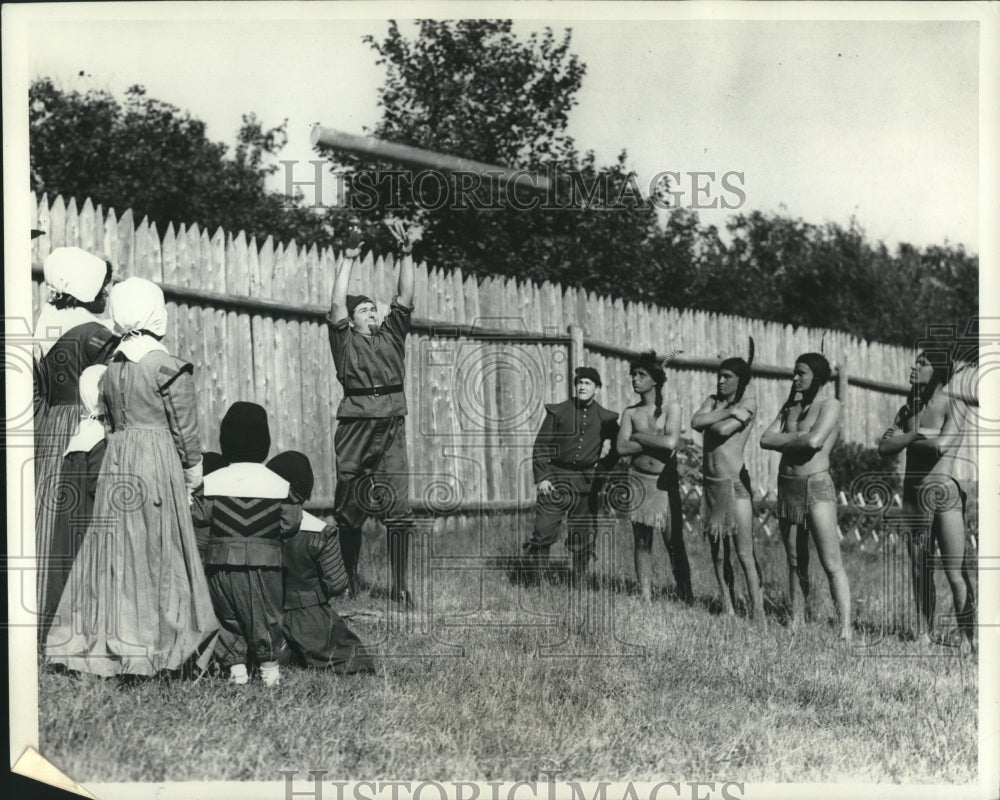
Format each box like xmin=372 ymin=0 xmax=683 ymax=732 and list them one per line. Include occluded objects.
xmin=760 ymin=398 xmax=841 ymax=453
xmin=617 ymin=402 xmax=681 ymax=458
xmin=877 ymin=406 xmax=916 ymax=458
xmin=878 ymin=397 xmax=965 ymax=460
xmin=691 ymin=396 xmax=755 ymax=437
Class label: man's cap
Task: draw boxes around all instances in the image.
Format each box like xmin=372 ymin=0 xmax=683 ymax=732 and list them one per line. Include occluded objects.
xmin=347 ymin=294 xmax=375 ymax=317
xmin=574 ymin=366 xmax=602 ymax=387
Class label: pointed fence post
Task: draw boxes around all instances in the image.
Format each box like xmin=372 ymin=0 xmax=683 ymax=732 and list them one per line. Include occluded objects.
xmin=568 ymin=323 xmax=584 ymax=400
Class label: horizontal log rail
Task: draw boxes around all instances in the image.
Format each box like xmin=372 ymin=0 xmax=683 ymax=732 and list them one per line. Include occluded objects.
xmin=31 ymin=268 xmax=978 ymax=406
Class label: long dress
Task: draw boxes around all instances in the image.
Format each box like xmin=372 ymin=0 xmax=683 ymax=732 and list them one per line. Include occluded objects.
xmin=33 ymin=315 xmax=117 ymax=618
xmin=41 ymin=433 xmax=105 ymax=642
xmin=45 ymin=349 xmax=218 ymax=676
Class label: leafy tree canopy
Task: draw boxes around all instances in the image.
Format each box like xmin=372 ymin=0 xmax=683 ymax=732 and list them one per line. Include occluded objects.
xmin=29 ymin=78 xmax=330 ymax=248
xmin=28 ymin=27 xmax=977 ymax=350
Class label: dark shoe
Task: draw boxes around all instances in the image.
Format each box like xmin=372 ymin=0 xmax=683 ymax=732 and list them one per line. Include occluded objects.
xmin=390 ymin=589 xmax=416 ymax=611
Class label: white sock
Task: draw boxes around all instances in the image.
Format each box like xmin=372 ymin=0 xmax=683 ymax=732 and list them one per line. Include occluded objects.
xmin=229 ymin=664 xmax=249 ymax=686
xmin=260 ymin=661 xmax=280 ymax=687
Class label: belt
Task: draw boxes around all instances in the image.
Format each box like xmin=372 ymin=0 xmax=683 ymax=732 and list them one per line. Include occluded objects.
xmin=344 ymin=384 xmax=404 ymax=398
xmin=204 ymin=537 xmax=282 ymax=567
xmin=550 ymin=460 xmax=597 ymax=472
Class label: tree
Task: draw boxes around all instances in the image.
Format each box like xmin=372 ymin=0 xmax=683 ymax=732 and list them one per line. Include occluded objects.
xmin=315 ymin=19 xmax=666 ymax=302
xmin=29 ymin=78 xmax=330 ymax=248
xmin=29 ymin=67 xmax=977 ymax=350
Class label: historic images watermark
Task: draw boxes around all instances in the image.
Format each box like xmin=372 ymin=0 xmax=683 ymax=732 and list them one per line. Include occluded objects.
xmin=281 ymin=161 xmax=747 ymax=212
xmin=279 ymin=770 xmax=747 ymax=800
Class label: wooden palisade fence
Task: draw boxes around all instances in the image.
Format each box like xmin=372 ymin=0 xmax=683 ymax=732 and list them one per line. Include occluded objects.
xmin=28 ymin=192 xmax=976 ymax=524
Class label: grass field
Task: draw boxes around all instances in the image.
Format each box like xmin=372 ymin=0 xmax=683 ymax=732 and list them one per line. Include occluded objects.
xmin=37 ymin=513 xmax=978 ymax=786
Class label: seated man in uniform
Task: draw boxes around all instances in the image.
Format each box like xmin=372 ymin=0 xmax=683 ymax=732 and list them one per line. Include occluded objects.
xmin=523 ymin=367 xmax=619 ymax=583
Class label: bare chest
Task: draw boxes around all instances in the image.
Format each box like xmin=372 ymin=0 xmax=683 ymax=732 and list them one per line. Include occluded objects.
xmin=631 ymin=405 xmax=666 ymax=434
xmin=782 ymin=403 xmax=820 ymax=434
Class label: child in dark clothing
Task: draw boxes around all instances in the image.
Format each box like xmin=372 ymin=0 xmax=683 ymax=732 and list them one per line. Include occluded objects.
xmin=267 ymin=451 xmax=375 ymax=675
xmin=193 ymin=403 xmax=300 ymax=686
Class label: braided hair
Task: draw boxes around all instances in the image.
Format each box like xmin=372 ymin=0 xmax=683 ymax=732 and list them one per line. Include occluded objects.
xmin=629 ymin=350 xmax=667 ymax=418
xmin=781 ymin=352 xmax=831 ymax=423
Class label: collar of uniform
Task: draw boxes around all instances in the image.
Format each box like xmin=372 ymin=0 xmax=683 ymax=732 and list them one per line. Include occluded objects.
xmin=204 ymin=462 xmax=290 ymax=499
xmin=300 ymin=510 xmax=327 ymax=532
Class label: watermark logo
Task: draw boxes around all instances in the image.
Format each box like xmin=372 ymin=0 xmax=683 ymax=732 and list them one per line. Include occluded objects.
xmin=279 ymin=769 xmax=746 ymax=800
xmin=281 ymin=161 xmax=747 ymax=212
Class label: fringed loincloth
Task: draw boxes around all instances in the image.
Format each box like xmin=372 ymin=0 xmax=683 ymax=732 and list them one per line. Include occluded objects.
xmin=777 ymin=470 xmax=837 ymax=526
xmin=628 ymin=467 xmax=672 ymax=533
xmin=701 ymin=466 xmax=752 ymax=541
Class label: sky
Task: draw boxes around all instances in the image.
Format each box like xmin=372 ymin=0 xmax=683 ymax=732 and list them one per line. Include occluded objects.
xmin=14 ymin=5 xmax=984 ymax=252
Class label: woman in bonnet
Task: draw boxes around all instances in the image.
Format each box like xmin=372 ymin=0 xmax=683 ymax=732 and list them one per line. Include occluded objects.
xmin=46 ymin=277 xmax=218 ymax=677
xmin=41 ymin=365 xmax=109 ymax=641
xmin=33 ymin=246 xmax=118 ymax=630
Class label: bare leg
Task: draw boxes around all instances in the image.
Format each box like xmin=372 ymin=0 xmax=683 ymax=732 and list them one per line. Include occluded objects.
xmin=723 ymin=541 xmax=737 ymax=610
xmin=709 ymin=535 xmax=735 ymax=615
xmin=779 ymin=520 xmax=808 ymax=628
xmin=933 ymin=506 xmax=976 ymax=647
xmin=633 ymin=523 xmax=654 ymax=603
xmin=733 ymin=498 xmax=765 ymax=624
xmin=806 ymin=501 xmax=852 ymax=640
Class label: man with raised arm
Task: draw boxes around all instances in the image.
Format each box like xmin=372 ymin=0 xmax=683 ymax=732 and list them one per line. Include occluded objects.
xmin=760 ymin=353 xmax=851 ymax=641
xmin=328 ymin=221 xmax=419 ymax=609
xmin=691 ymin=340 xmax=764 ymax=623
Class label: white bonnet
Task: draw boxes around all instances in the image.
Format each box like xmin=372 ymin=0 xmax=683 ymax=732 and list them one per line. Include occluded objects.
xmin=109 ymin=277 xmax=168 ymax=338
xmin=43 ymin=247 xmax=108 ymax=303
xmin=79 ymin=365 xmax=107 ymax=417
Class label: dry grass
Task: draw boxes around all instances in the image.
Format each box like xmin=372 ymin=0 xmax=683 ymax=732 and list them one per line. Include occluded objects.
xmin=38 ymin=514 xmax=977 ymax=785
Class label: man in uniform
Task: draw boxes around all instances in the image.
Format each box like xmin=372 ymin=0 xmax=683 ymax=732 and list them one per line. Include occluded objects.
xmin=523 ymin=367 xmax=619 ymax=582
xmin=327 ymin=222 xmax=418 ymax=609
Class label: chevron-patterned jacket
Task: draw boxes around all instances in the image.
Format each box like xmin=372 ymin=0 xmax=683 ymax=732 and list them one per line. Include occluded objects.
xmin=193 ymin=462 xmax=301 ymax=567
